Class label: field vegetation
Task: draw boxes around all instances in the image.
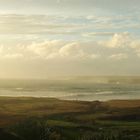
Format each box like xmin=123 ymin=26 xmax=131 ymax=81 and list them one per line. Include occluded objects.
xmin=0 ymin=97 xmax=140 ymax=140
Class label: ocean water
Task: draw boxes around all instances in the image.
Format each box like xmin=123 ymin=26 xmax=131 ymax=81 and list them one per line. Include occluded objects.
xmin=0 ymin=77 xmax=140 ymax=101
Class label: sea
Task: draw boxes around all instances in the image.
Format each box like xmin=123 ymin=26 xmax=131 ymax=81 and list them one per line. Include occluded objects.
xmin=0 ymin=77 xmax=140 ymax=101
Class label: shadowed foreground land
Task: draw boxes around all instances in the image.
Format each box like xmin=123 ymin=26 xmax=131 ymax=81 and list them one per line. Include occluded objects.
xmin=0 ymin=97 xmax=140 ymax=140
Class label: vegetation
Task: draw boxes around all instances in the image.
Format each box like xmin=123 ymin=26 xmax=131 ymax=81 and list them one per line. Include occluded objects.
xmin=0 ymin=97 xmax=140 ymax=140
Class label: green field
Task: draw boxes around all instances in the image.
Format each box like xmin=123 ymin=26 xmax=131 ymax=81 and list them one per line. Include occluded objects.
xmin=0 ymin=97 xmax=140 ymax=140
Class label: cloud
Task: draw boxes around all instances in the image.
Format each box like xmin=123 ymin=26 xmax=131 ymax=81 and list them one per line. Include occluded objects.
xmin=109 ymin=53 xmax=128 ymax=60
xmin=82 ymin=32 xmax=114 ymax=37
xmin=27 ymin=40 xmax=64 ymax=58
xmin=0 ymin=40 xmax=101 ymax=61
xmin=97 ymin=32 xmax=140 ymax=58
xmin=0 ymin=13 xmax=140 ymax=40
xmin=2 ymin=53 xmax=23 ymax=59
xmin=0 ymin=14 xmax=85 ymax=35
xmin=131 ymin=41 xmax=140 ymax=57
xmin=99 ymin=32 xmax=131 ymax=48
xmin=136 ymin=50 xmax=140 ymax=57
xmin=27 ymin=41 xmax=100 ymax=60
xmin=0 ymin=32 xmax=140 ymax=61
xmin=0 ymin=40 xmax=100 ymax=61
xmin=130 ymin=40 xmax=140 ymax=49
xmin=0 ymin=45 xmax=23 ymax=59
xmin=59 ymin=42 xmax=80 ymax=57
xmin=59 ymin=42 xmax=100 ymax=60
xmin=1 ymin=0 xmax=139 ymax=11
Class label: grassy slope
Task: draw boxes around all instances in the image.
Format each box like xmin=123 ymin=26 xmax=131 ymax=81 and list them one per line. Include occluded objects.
xmin=0 ymin=97 xmax=140 ymax=140
xmin=0 ymin=97 xmax=140 ymax=127
xmin=0 ymin=97 xmax=90 ymax=127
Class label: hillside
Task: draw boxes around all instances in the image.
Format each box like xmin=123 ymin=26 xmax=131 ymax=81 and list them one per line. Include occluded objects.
xmin=0 ymin=97 xmax=140 ymax=140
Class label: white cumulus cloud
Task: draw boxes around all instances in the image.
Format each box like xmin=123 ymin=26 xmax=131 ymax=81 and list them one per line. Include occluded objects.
xmin=26 ymin=41 xmax=100 ymax=60
xmin=99 ymin=32 xmax=131 ymax=48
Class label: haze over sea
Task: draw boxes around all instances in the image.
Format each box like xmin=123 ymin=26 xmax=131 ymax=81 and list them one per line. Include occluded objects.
xmin=0 ymin=76 xmax=140 ymax=101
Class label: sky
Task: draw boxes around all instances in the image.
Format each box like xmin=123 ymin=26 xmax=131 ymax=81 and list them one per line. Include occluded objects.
xmin=0 ymin=0 xmax=140 ymax=78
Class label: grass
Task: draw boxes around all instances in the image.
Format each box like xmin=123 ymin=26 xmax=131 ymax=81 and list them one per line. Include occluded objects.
xmin=47 ymin=120 xmax=78 ymax=127
xmin=0 ymin=97 xmax=140 ymax=140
